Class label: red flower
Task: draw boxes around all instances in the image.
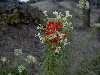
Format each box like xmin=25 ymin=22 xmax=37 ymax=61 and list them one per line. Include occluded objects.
xmin=53 ymin=38 xmax=59 ymax=43
xmin=62 ymin=33 xmax=67 ymax=38
xmin=43 ymin=37 xmax=48 ymax=40
xmin=46 ymin=21 xmax=55 ymax=30
xmin=50 ymin=38 xmax=59 ymax=43
xmin=47 ymin=21 xmax=54 ymax=26
xmin=51 ymin=47 xmax=56 ymax=50
xmin=46 ymin=21 xmax=63 ymax=30
xmin=55 ymin=22 xmax=63 ymax=29
xmin=49 ymin=39 xmax=54 ymax=42
xmin=45 ymin=30 xmax=54 ymax=35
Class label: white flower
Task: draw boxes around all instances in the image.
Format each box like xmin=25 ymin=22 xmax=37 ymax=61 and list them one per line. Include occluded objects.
xmin=55 ymin=46 xmax=61 ymax=53
xmin=64 ymin=42 xmax=70 ymax=46
xmin=39 ymin=36 xmax=43 ymax=40
xmin=18 ymin=65 xmax=25 ymax=73
xmin=25 ymin=55 xmax=36 ymax=64
xmin=77 ymin=0 xmax=89 ymax=9
xmin=39 ymin=24 xmax=42 ymax=26
xmin=35 ymin=33 xmax=41 ymax=38
xmin=43 ymin=11 xmax=48 ymax=16
xmin=65 ymin=11 xmax=72 ymax=17
xmin=37 ymin=33 xmax=41 ymax=36
xmin=1 ymin=57 xmax=7 ymax=63
xmin=60 ymin=39 xmax=63 ymax=43
xmin=86 ymin=1 xmax=89 ymax=9
xmin=40 ymin=37 xmax=46 ymax=43
xmin=53 ymin=11 xmax=58 ymax=16
xmin=58 ymin=46 xmax=61 ymax=50
xmin=62 ymin=17 xmax=67 ymax=21
xmin=43 ymin=11 xmax=47 ymax=14
xmin=8 ymin=73 xmax=12 ymax=75
xmin=55 ymin=49 xmax=60 ymax=53
xmin=69 ymin=22 xmax=72 ymax=25
xmin=65 ymin=38 xmax=67 ymax=42
xmin=37 ymin=24 xmax=43 ymax=30
xmin=14 ymin=49 xmax=22 ymax=56
xmin=63 ymin=38 xmax=70 ymax=46
xmin=40 ymin=40 xmax=44 ymax=43
xmin=70 ymin=27 xmax=73 ymax=29
xmin=65 ymin=11 xmax=69 ymax=15
xmin=57 ymin=15 xmax=61 ymax=19
xmin=59 ymin=33 xmax=66 ymax=38
xmin=63 ymin=21 xmax=68 ymax=27
xmin=18 ymin=0 xmax=29 ymax=2
xmin=37 ymin=26 xmax=40 ymax=29
xmin=53 ymin=35 xmax=57 ymax=38
xmin=95 ymin=23 xmax=100 ymax=27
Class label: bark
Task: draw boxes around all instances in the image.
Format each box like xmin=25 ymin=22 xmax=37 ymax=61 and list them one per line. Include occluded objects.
xmin=82 ymin=8 xmax=91 ymax=27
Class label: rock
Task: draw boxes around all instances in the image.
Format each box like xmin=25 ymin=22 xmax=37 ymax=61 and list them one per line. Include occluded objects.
xmin=0 ymin=2 xmax=45 ymax=61
xmin=0 ymin=2 xmax=45 ymax=27
xmin=0 ymin=2 xmax=44 ymax=58
xmin=90 ymin=8 xmax=100 ymax=25
xmin=30 ymin=1 xmax=82 ymax=15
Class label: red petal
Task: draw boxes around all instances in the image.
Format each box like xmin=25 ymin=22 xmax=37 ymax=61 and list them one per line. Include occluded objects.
xmin=62 ymin=33 xmax=67 ymax=38
xmin=45 ymin=30 xmax=54 ymax=35
xmin=51 ymin=47 xmax=56 ymax=50
xmin=55 ymin=22 xmax=63 ymax=29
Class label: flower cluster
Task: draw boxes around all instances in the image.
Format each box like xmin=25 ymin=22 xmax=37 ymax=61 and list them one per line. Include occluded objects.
xmin=14 ymin=49 xmax=22 ymax=56
xmin=95 ymin=23 xmax=100 ymax=27
xmin=1 ymin=57 xmax=8 ymax=63
xmin=0 ymin=49 xmax=36 ymax=75
xmin=77 ymin=0 xmax=89 ymax=9
xmin=25 ymin=55 xmax=36 ymax=64
xmin=36 ymin=11 xmax=73 ymax=53
xmin=18 ymin=65 xmax=25 ymax=73
xmin=7 ymin=73 xmax=12 ymax=75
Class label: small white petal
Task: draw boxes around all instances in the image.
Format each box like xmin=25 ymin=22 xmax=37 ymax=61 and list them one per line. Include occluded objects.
xmin=55 ymin=50 xmax=59 ymax=53
xmin=53 ymin=11 xmax=58 ymax=16
xmin=43 ymin=11 xmax=47 ymax=14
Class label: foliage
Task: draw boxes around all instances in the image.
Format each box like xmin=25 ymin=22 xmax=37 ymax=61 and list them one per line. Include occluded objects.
xmin=76 ymin=56 xmax=100 ymax=75
xmin=0 ymin=49 xmax=36 ymax=75
xmin=36 ymin=11 xmax=73 ymax=75
xmin=0 ymin=8 xmax=20 ymax=25
xmin=6 ymin=8 xmax=20 ymax=25
xmin=71 ymin=25 xmax=100 ymax=75
xmin=0 ymin=6 xmax=44 ymax=28
xmin=0 ymin=1 xmax=100 ymax=75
